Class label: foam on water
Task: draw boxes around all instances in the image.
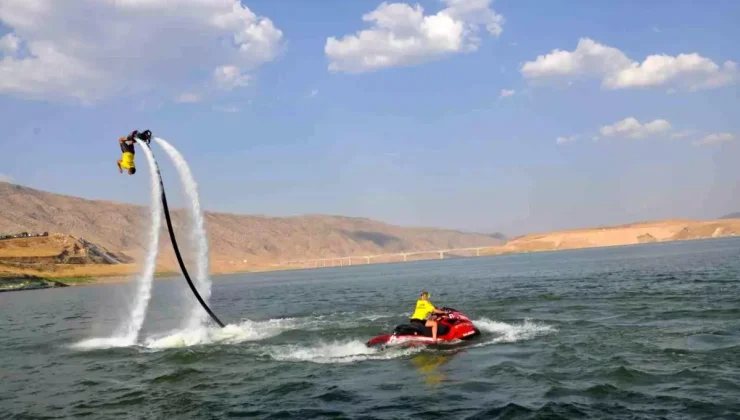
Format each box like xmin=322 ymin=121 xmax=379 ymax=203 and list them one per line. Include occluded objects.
xmin=68 ymin=336 xmax=134 ymax=351
xmin=142 ymin=317 xmax=320 ymax=349
xmin=473 ymin=317 xmax=557 ymax=346
xmin=264 ymin=340 xmax=423 ymax=364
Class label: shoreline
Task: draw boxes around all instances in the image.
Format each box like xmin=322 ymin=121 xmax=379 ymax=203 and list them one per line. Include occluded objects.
xmin=3 ymin=233 xmax=737 ymax=291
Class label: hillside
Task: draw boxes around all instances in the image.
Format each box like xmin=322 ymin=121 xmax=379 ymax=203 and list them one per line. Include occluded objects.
xmin=0 ymin=182 xmax=504 ymax=274
xmin=0 ymin=234 xmax=143 ymax=283
xmin=483 ymin=219 xmax=740 ymax=255
xmin=721 ymin=212 xmax=740 ymax=219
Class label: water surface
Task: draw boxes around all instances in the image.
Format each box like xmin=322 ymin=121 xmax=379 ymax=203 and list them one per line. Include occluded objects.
xmin=2 ymin=238 xmax=739 ymax=419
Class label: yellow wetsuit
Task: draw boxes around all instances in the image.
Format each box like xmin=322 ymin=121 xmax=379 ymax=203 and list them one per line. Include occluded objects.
xmin=120 ymin=137 xmax=135 ymax=169
xmin=411 ymin=299 xmax=435 ymax=321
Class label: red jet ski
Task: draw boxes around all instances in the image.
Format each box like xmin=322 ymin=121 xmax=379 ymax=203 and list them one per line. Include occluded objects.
xmin=366 ymin=307 xmax=481 ymax=348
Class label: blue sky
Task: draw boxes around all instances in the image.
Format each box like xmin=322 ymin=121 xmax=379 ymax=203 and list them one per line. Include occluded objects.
xmin=0 ymin=0 xmax=738 ymax=235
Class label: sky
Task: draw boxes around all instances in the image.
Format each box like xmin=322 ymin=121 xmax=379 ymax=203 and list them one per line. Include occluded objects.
xmin=0 ymin=0 xmax=738 ymax=236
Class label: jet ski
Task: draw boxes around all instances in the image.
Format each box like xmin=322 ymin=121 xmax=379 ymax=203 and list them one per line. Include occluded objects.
xmin=366 ymin=307 xmax=481 ymax=348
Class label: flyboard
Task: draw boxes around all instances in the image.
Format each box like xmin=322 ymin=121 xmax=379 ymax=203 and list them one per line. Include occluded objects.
xmin=136 ymin=131 xmax=225 ymax=328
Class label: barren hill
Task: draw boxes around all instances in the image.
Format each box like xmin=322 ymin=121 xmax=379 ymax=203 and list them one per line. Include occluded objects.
xmin=0 ymin=182 xmax=504 ymax=273
xmin=484 ymin=219 xmax=740 ymax=255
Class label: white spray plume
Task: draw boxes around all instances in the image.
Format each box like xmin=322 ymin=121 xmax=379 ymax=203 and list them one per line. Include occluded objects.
xmin=113 ymin=139 xmax=163 ymax=344
xmin=153 ymin=137 xmax=212 ymax=329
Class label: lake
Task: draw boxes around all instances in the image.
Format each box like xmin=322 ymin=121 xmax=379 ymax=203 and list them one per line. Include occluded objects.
xmin=2 ymin=237 xmax=739 ymax=419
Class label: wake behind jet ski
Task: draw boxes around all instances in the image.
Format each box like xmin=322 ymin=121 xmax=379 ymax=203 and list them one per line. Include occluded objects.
xmin=366 ymin=307 xmax=480 ymax=348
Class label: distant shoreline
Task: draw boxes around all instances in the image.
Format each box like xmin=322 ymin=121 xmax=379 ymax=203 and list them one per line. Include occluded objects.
xmin=2 ymin=232 xmax=738 ymax=292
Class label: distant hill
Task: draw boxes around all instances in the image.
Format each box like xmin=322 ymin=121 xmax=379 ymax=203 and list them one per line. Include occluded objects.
xmin=0 ymin=182 xmax=504 ymax=273
xmin=485 ymin=232 xmax=508 ymax=241
xmin=720 ymin=212 xmax=740 ymax=219
xmin=483 ymin=219 xmax=740 ymax=256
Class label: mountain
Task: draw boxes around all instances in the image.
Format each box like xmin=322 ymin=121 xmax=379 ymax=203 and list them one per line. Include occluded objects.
xmin=484 ymin=232 xmax=508 ymax=241
xmin=720 ymin=212 xmax=740 ymax=219
xmin=0 ymin=182 xmax=504 ymax=272
xmin=484 ymin=218 xmax=740 ymax=256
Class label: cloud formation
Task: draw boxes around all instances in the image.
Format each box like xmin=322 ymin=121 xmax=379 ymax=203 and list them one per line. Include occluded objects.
xmin=521 ymin=38 xmax=738 ymax=91
xmin=0 ymin=0 xmax=283 ymax=103
xmin=599 ymin=117 xmax=672 ymax=139
xmin=325 ymin=0 xmax=504 ymax=73
xmin=213 ymin=65 xmax=251 ymax=90
xmin=0 ymin=173 xmax=14 ymax=183
xmin=0 ymin=33 xmax=19 ymax=54
xmin=694 ymin=132 xmax=735 ymax=146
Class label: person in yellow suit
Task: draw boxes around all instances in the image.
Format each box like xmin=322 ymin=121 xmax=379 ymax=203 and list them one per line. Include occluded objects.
xmin=116 ymin=130 xmax=152 ymax=175
xmin=117 ymin=134 xmax=137 ymax=175
xmin=410 ymin=291 xmax=448 ymax=342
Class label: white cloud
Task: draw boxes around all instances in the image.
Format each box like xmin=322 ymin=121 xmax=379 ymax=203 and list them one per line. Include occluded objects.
xmin=325 ymin=0 xmax=504 ymax=73
xmin=556 ymin=135 xmax=577 ymax=145
xmin=0 ymin=173 xmax=14 ymax=183
xmin=309 ymin=88 xmax=319 ymax=97
xmin=521 ymin=38 xmax=738 ymax=91
xmin=213 ymin=65 xmax=251 ymax=90
xmin=0 ymin=33 xmax=20 ymax=54
xmin=599 ymin=117 xmax=672 ymax=139
xmin=0 ymin=0 xmax=283 ymax=103
xmin=694 ymin=132 xmax=735 ymax=146
xmin=499 ymin=89 xmax=515 ymax=98
xmin=175 ymin=92 xmax=200 ymax=103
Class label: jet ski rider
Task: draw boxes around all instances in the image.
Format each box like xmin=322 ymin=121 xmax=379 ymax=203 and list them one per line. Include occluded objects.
xmin=410 ymin=291 xmax=448 ymax=342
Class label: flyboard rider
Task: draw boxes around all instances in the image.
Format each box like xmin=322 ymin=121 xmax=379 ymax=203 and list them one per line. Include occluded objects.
xmin=116 ymin=130 xmax=152 ymax=175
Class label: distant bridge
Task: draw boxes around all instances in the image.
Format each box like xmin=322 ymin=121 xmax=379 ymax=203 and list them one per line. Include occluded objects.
xmin=279 ymin=247 xmax=492 ymax=268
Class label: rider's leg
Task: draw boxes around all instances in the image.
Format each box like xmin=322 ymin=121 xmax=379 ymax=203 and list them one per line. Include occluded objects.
xmin=425 ymin=320 xmax=438 ymax=341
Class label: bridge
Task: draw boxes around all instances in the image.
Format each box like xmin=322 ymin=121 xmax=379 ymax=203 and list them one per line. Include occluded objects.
xmin=279 ymin=247 xmax=492 ymax=269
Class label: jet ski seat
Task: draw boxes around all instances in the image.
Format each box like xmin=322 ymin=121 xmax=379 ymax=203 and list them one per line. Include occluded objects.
xmin=393 ymin=323 xmax=450 ymax=337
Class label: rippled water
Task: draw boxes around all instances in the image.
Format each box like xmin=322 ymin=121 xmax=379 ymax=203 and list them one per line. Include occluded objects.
xmin=2 ymin=238 xmax=740 ymax=419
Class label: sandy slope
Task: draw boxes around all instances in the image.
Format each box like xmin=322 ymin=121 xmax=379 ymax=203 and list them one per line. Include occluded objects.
xmin=482 ymin=219 xmax=740 ymax=255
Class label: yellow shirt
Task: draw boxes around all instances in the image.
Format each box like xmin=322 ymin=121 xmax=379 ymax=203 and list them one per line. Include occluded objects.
xmin=120 ymin=152 xmax=135 ymax=169
xmin=411 ymin=299 xmax=435 ymax=320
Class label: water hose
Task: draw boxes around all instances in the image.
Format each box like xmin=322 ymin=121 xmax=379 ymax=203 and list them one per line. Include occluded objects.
xmin=147 ymin=142 xmax=226 ymax=328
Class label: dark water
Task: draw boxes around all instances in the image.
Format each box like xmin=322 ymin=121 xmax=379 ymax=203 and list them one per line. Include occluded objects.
xmin=2 ymin=238 xmax=740 ymax=419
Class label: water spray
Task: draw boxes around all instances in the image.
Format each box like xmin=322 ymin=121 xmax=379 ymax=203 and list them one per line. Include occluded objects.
xmin=154 ymin=137 xmax=213 ymax=329
xmin=144 ymin=137 xmax=225 ymax=328
xmin=116 ymin=138 xmax=163 ymax=343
